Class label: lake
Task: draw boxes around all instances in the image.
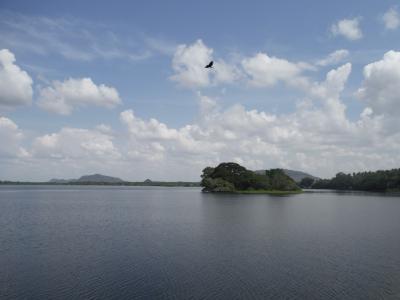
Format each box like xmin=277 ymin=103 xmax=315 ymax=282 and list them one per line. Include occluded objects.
xmin=1 ymin=186 xmax=400 ymax=299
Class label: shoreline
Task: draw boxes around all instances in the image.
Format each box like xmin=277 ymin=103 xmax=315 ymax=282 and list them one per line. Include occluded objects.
xmin=202 ymin=189 xmax=303 ymax=195
xmin=237 ymin=189 xmax=303 ymax=195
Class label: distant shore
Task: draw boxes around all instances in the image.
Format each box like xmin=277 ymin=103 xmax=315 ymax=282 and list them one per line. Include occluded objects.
xmin=0 ymin=181 xmax=201 ymax=187
xmin=237 ymin=189 xmax=303 ymax=195
xmin=202 ymin=189 xmax=303 ymax=195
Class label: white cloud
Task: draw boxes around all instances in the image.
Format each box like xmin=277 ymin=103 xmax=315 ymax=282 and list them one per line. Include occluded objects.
xmin=197 ymin=92 xmax=218 ymax=118
xmin=170 ymin=39 xmax=240 ymax=88
xmin=213 ymin=59 xmax=242 ymax=84
xmin=120 ymin=109 xmax=179 ymax=141
xmin=170 ymin=39 xmax=213 ymax=88
xmin=33 ymin=127 xmax=120 ymax=160
xmin=241 ymin=52 xmax=309 ymax=88
xmin=114 ymin=63 xmax=400 ymax=179
xmin=171 ymin=41 xmax=331 ymax=90
xmin=0 ymin=117 xmax=29 ymax=158
xmin=113 ymin=74 xmax=397 ymax=179
xmin=95 ymin=124 xmax=113 ymax=134
xmin=383 ymin=7 xmax=400 ymax=30
xmin=3 ymin=56 xmax=400 ymax=181
xmin=6 ymin=126 xmax=123 ymax=181
xmin=38 ymin=77 xmax=121 ymax=115
xmin=357 ymin=50 xmax=400 ymax=116
xmin=120 ymin=108 xmax=226 ymax=162
xmin=114 ymin=65 xmax=382 ymax=178
xmin=316 ymin=49 xmax=349 ymax=67
xmin=311 ymin=63 xmax=352 ymax=100
xmin=0 ymin=49 xmax=33 ymax=107
xmin=331 ymin=18 xmax=363 ymax=40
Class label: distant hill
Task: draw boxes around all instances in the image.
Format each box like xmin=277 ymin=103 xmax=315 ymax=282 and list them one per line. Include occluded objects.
xmin=77 ymin=174 xmax=124 ymax=183
xmin=255 ymin=169 xmax=319 ymax=183
xmin=49 ymin=174 xmax=124 ymax=184
xmin=282 ymin=169 xmax=319 ymax=182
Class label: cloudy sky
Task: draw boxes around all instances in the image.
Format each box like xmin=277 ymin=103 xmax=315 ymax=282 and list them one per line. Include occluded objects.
xmin=1 ymin=0 xmax=400 ymax=181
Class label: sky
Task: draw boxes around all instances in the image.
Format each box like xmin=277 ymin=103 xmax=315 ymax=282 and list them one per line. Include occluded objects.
xmin=1 ymin=0 xmax=400 ymax=181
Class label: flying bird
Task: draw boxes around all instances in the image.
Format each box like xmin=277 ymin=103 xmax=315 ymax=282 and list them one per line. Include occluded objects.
xmin=205 ymin=61 xmax=214 ymax=68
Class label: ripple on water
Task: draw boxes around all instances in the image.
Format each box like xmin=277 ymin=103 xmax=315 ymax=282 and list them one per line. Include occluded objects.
xmin=1 ymin=186 xmax=400 ymax=299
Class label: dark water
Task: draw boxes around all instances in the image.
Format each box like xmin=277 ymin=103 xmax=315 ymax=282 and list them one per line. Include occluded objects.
xmin=1 ymin=186 xmax=400 ymax=299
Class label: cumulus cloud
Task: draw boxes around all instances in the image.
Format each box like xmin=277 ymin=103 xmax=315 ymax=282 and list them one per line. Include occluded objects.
xmin=120 ymin=109 xmax=179 ymax=141
xmin=331 ymin=18 xmax=363 ymax=40
xmin=38 ymin=77 xmax=121 ymax=115
xmin=197 ymin=92 xmax=218 ymax=118
xmin=383 ymin=7 xmax=400 ymax=30
xmin=95 ymin=124 xmax=113 ymax=134
xmin=316 ymin=49 xmax=349 ymax=67
xmin=114 ymin=72 xmax=397 ymax=179
xmin=0 ymin=49 xmax=33 ymax=107
xmin=33 ymin=126 xmax=120 ymax=159
xmin=171 ymin=41 xmax=349 ymax=91
xmin=213 ymin=59 xmax=242 ymax=84
xmin=311 ymin=63 xmax=352 ymax=100
xmin=357 ymin=50 xmax=400 ymax=116
xmin=0 ymin=117 xmax=29 ymax=158
xmin=171 ymin=43 xmax=351 ymax=95
xmin=241 ymin=52 xmax=311 ymax=88
xmin=170 ymin=39 xmax=240 ymax=88
xmin=112 ymin=64 xmax=392 ymax=178
xmin=5 ymin=126 xmax=123 ymax=180
xmin=3 ymin=56 xmax=400 ymax=181
xmin=120 ymin=108 xmax=225 ymax=161
xmin=170 ymin=39 xmax=213 ymax=88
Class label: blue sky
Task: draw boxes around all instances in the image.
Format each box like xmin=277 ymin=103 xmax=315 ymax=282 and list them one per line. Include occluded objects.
xmin=1 ymin=0 xmax=400 ymax=181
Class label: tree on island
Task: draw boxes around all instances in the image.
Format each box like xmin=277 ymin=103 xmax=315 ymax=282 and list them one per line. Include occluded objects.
xmin=201 ymin=162 xmax=300 ymax=193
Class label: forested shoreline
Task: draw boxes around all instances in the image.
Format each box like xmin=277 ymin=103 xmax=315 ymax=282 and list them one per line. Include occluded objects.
xmin=300 ymin=169 xmax=400 ymax=192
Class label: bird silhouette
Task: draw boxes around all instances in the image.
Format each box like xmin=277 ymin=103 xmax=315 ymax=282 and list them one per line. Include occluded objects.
xmin=205 ymin=61 xmax=213 ymax=68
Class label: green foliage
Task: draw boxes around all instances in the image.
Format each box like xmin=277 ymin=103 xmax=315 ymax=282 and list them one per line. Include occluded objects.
xmin=201 ymin=167 xmax=215 ymax=179
xmin=201 ymin=162 xmax=300 ymax=193
xmin=312 ymin=169 xmax=400 ymax=192
xmin=299 ymin=177 xmax=315 ymax=188
xmin=265 ymin=169 xmax=300 ymax=191
xmin=201 ymin=177 xmax=235 ymax=192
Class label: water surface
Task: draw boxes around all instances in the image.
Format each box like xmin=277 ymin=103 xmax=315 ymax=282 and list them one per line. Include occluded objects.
xmin=1 ymin=186 xmax=400 ymax=299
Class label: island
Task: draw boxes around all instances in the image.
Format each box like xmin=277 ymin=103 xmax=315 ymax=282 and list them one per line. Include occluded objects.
xmin=200 ymin=162 xmax=301 ymax=194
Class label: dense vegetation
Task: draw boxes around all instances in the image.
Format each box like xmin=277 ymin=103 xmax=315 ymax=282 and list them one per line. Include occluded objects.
xmin=201 ymin=162 xmax=300 ymax=193
xmin=299 ymin=177 xmax=316 ymax=188
xmin=311 ymin=169 xmax=400 ymax=192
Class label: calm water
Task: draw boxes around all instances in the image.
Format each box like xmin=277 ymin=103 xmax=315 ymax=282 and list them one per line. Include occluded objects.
xmin=1 ymin=186 xmax=400 ymax=299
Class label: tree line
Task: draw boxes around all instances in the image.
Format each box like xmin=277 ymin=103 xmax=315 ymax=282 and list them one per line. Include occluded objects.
xmin=300 ymin=169 xmax=400 ymax=192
